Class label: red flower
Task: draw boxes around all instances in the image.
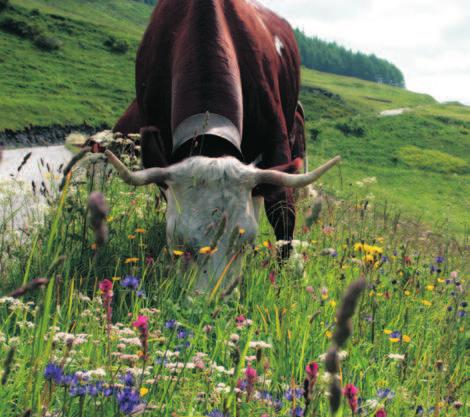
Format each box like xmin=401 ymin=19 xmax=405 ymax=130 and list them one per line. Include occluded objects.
xmin=99 ymin=279 xmax=113 ymax=294
xmin=375 ymin=409 xmax=387 ymax=417
xmin=133 ymin=315 xmax=149 ymax=331
xmin=268 ymin=271 xmax=276 ymax=285
xmin=343 ymin=384 xmax=359 ymax=413
xmin=305 ymin=361 xmax=319 ymax=380
xmin=245 ymin=366 xmax=257 ymax=382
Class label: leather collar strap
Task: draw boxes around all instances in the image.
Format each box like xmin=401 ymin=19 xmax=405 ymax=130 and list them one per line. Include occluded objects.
xmin=172 ymin=112 xmax=242 ymax=154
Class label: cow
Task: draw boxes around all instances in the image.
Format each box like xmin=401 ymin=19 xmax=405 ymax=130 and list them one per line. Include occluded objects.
xmin=105 ymin=0 xmax=340 ymax=289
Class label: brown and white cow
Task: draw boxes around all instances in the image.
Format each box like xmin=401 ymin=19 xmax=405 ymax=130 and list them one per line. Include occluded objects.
xmin=106 ymin=0 xmax=340 ymax=289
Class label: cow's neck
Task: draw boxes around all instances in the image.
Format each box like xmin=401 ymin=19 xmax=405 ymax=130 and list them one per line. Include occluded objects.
xmin=170 ymin=0 xmax=243 ymax=155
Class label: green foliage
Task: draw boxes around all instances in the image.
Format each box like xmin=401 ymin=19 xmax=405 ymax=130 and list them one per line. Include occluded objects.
xmin=0 ymin=14 xmax=40 ymax=38
xmin=0 ymin=0 xmax=9 ymax=11
xmin=398 ymin=145 xmax=470 ymax=174
xmin=33 ymin=32 xmax=61 ymax=50
xmin=104 ymin=35 xmax=129 ymax=53
xmin=334 ymin=117 xmax=366 ymax=137
xmin=295 ymin=29 xmax=405 ymax=87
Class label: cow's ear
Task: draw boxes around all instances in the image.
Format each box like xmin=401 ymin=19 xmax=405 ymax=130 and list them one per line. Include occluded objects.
xmin=140 ymin=126 xmax=169 ymax=168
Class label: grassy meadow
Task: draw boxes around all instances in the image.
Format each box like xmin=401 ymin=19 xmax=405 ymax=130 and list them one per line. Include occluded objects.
xmin=0 ymin=1 xmax=469 ymax=416
xmin=0 ymin=165 xmax=468 ymax=416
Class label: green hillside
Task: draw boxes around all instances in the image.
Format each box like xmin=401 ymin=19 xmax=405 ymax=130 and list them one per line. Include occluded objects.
xmin=1 ymin=0 xmax=469 ymax=235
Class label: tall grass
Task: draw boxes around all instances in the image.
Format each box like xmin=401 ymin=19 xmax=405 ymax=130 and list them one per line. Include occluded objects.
xmin=0 ymin=163 xmax=468 ymax=416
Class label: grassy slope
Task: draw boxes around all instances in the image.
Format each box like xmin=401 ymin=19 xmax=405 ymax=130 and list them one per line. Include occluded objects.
xmin=1 ymin=0 xmax=469 ymax=235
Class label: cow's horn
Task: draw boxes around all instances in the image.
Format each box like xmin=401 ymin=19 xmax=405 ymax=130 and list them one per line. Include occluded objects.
xmin=254 ymin=156 xmax=341 ymax=188
xmin=105 ymin=150 xmax=171 ymax=185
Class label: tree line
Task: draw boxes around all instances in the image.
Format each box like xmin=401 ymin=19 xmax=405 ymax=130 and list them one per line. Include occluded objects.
xmin=294 ymin=29 xmax=405 ymax=87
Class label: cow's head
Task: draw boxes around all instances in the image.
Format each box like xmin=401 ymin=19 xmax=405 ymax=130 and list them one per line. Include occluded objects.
xmin=105 ymin=151 xmax=340 ymax=290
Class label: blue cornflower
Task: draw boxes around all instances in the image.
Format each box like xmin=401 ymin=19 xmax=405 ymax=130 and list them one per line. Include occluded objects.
xmin=177 ymin=328 xmax=188 ymax=339
xmin=87 ymin=383 xmax=99 ymax=397
xmin=390 ymin=331 xmax=401 ymax=340
xmin=284 ymin=388 xmax=303 ymax=401
xmin=377 ymin=388 xmax=395 ymax=400
xmin=381 ymin=255 xmax=389 ymax=263
xmin=416 ymin=405 xmax=424 ymax=415
xmin=121 ymin=372 xmax=134 ymax=387
xmin=435 ymin=256 xmax=444 ymax=264
xmin=121 ymin=276 xmax=140 ymax=290
xmin=447 ymin=306 xmax=453 ymax=312
xmin=461 ymin=301 xmax=468 ymax=308
xmin=290 ymin=406 xmax=304 ymax=416
xmin=165 ymin=319 xmax=177 ymax=329
xmin=44 ymin=363 xmax=63 ymax=384
xmin=207 ymin=410 xmax=226 ymax=417
xmin=458 ymin=310 xmax=466 ymax=318
xmin=137 ymin=290 xmax=145 ymax=298
xmin=259 ymin=390 xmax=273 ymax=401
xmin=103 ymin=386 xmax=114 ymax=397
xmin=116 ymin=387 xmax=142 ymax=415
xmin=69 ymin=384 xmax=86 ymax=397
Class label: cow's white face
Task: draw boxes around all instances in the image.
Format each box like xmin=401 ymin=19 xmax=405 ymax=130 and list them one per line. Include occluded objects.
xmin=104 ymin=149 xmax=340 ymax=292
xmin=163 ymin=157 xmax=262 ymax=290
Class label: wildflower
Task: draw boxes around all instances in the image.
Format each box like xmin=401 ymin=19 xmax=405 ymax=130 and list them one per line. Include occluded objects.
xmin=375 ymin=409 xmax=387 ymax=417
xmin=291 ymin=406 xmax=304 ymax=416
xmin=44 ymin=363 xmax=63 ymax=384
xmin=325 ymin=330 xmax=333 ymax=339
xmin=389 ymin=331 xmax=401 ymax=343
xmin=245 ymin=365 xmax=257 ymax=399
xmin=402 ymin=335 xmax=411 ymax=343
xmin=207 ymin=410 xmax=226 ymax=417
xmin=377 ymin=388 xmax=395 ymax=400
xmin=450 ymin=271 xmax=458 ymax=279
xmin=284 ymin=388 xmax=303 ymax=401
xmin=121 ymin=276 xmax=140 ymax=290
xmin=173 ymin=250 xmax=184 ymax=256
xmin=426 ymin=285 xmax=434 ymax=291
xmin=135 ymin=228 xmax=146 ymax=234
xmin=239 ymin=228 xmax=246 ymax=235
xmin=321 ymin=287 xmax=329 ymax=300
xmin=199 ymin=246 xmax=217 ymax=255
xmin=124 ymin=257 xmax=139 ymax=264
xmin=132 ymin=316 xmax=149 ymax=360
xmin=165 ymin=319 xmax=177 ymax=330
xmin=99 ymin=279 xmax=113 ymax=335
xmin=343 ymin=384 xmax=359 ymax=413
xmin=435 ymin=256 xmax=444 ymax=264
xmin=140 ymin=387 xmax=149 ymax=397
xmin=387 ymin=353 xmax=405 ymax=361
xmin=128 ymin=234 xmax=136 ymax=240
xmin=304 ymin=361 xmax=319 ymax=404
xmin=121 ymin=372 xmax=134 ymax=387
xmin=422 ymin=300 xmax=432 ymax=307
xmin=116 ymin=387 xmax=143 ymax=414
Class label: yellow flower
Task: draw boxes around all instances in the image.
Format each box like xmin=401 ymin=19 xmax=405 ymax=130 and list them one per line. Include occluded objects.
xmin=199 ymin=246 xmax=218 ymax=255
xmin=107 ymin=216 xmax=114 ymax=223
xmin=389 ymin=337 xmax=400 ymax=343
xmin=124 ymin=257 xmax=139 ymax=264
xmin=363 ymin=254 xmax=375 ymax=264
xmin=263 ymin=240 xmax=271 ymax=248
xmin=437 ymin=278 xmax=445 ymax=283
xmin=369 ymin=291 xmax=375 ymax=297
xmin=239 ymin=228 xmax=246 ymax=235
xmin=128 ymin=234 xmax=136 ymax=240
xmin=403 ymin=335 xmax=411 ymax=343
xmin=329 ymin=300 xmax=337 ymax=308
xmin=325 ymin=330 xmax=333 ymax=339
xmin=173 ymin=250 xmax=184 ymax=257
xmin=135 ymin=228 xmax=146 ymax=234
xmin=112 ymin=276 xmax=121 ymax=281
xmin=422 ymin=300 xmax=432 ymax=307
xmin=426 ymin=285 xmax=435 ymax=291
xmin=91 ymin=243 xmax=97 ymax=251
xmin=321 ymin=293 xmax=329 ymax=300
xmin=404 ymin=290 xmax=411 ymax=296
xmin=377 ymin=292 xmax=383 ymax=297
xmin=140 ymin=387 xmax=149 ymax=397
xmin=384 ymin=329 xmax=393 ymax=335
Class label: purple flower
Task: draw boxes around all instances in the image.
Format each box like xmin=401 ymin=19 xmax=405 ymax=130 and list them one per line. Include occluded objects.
xmin=377 ymin=388 xmax=395 ymax=400
xmin=116 ymin=387 xmax=143 ymax=414
xmin=121 ymin=372 xmax=134 ymax=387
xmin=291 ymin=406 xmax=304 ymax=416
xmin=165 ymin=319 xmax=177 ymax=330
xmin=390 ymin=331 xmax=401 ymax=339
xmin=461 ymin=301 xmax=468 ymax=308
xmin=121 ymin=276 xmax=140 ymax=290
xmin=177 ymin=328 xmax=188 ymax=339
xmin=435 ymin=256 xmax=444 ymax=264
xmin=137 ymin=290 xmax=145 ymax=298
xmin=69 ymin=384 xmax=86 ymax=397
xmin=207 ymin=410 xmax=226 ymax=417
xmin=44 ymin=363 xmax=63 ymax=384
xmin=458 ymin=310 xmax=465 ymax=318
xmin=285 ymin=388 xmax=303 ymax=401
